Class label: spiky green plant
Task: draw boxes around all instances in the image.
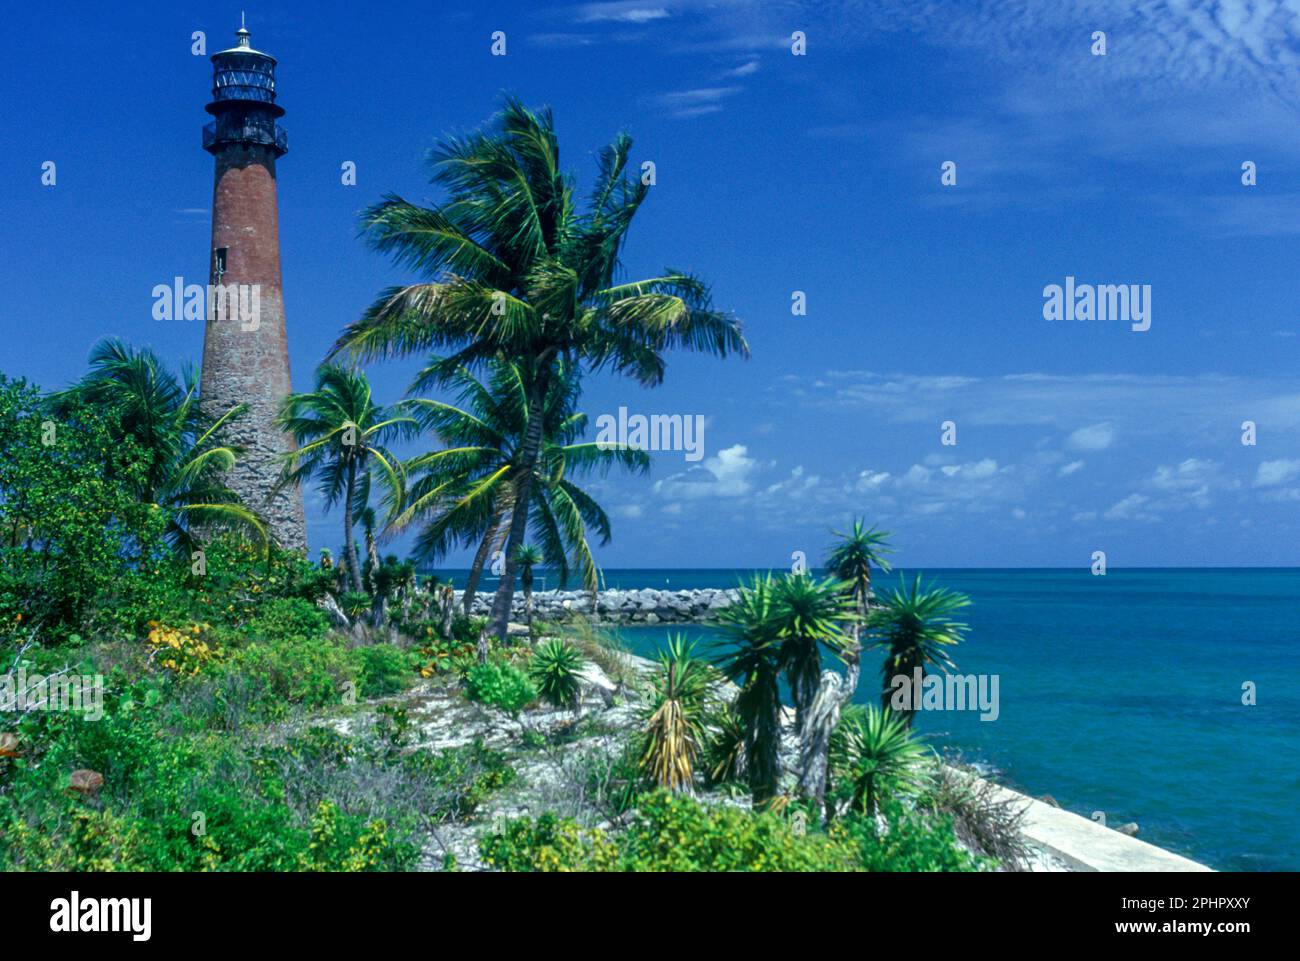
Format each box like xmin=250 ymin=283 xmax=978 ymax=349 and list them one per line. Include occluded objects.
xmin=515 ymin=544 xmax=544 ymax=635
xmin=712 ymin=576 xmax=785 ymax=807
xmin=825 ymin=519 xmax=892 ymax=624
xmin=831 ymin=705 xmax=933 ymax=818
xmin=530 ymin=638 xmax=584 ymax=711
xmin=331 ymin=98 xmax=748 ymax=641
xmin=770 ymin=574 xmax=857 ymax=730
xmin=867 ymin=575 xmax=971 ymax=726
xmin=340 ymin=591 xmax=373 ymax=622
xmin=702 ymin=701 xmax=747 ymax=786
xmin=641 ymin=635 xmax=711 ymax=792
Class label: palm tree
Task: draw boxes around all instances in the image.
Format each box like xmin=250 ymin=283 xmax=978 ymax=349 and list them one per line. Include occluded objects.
xmin=393 ymin=357 xmax=648 ymax=610
xmin=275 ymin=365 xmax=412 ymax=592
xmin=514 ymin=544 xmax=543 ymax=636
xmin=712 ymin=576 xmax=785 ymax=808
xmin=830 ymin=704 xmax=933 ymax=818
xmin=867 ymin=575 xmax=971 ymax=727
xmin=330 ymin=99 xmax=748 ymax=641
xmin=48 ymin=338 xmax=265 ymax=555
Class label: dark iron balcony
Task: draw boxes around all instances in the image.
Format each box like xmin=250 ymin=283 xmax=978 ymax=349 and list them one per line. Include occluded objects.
xmin=202 ymin=120 xmax=288 ymax=155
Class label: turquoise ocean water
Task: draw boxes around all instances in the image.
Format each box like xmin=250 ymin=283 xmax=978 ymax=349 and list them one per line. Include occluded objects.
xmin=451 ymin=567 xmax=1300 ymax=870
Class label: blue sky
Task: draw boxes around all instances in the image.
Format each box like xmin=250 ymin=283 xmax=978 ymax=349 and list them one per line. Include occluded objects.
xmin=4 ymin=0 xmax=1300 ymax=568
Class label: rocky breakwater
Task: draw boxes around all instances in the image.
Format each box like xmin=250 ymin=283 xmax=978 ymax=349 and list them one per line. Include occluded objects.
xmin=458 ymin=587 xmax=739 ymax=624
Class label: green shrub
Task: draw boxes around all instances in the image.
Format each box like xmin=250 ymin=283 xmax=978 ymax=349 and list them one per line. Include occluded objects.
xmin=478 ymin=790 xmax=989 ymax=872
xmin=464 ymin=659 xmax=536 ymax=717
xmin=480 ymin=812 xmax=619 ymax=871
xmin=220 ymin=635 xmax=356 ymax=717
xmin=846 ymin=800 xmax=993 ymax=872
xmin=617 ymin=791 xmax=860 ymax=871
xmin=351 ymin=643 xmax=411 ymax=699
xmin=244 ymin=597 xmax=329 ymax=643
xmin=398 ymin=739 xmax=517 ymax=818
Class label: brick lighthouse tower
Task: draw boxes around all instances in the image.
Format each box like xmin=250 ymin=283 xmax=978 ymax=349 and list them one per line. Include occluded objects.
xmin=200 ymin=23 xmax=306 ymax=550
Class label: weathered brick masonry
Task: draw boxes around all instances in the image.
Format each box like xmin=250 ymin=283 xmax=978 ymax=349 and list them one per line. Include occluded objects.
xmin=199 ymin=26 xmax=306 ymax=550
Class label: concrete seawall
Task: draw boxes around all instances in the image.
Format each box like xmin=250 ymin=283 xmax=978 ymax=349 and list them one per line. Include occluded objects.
xmin=975 ymin=779 xmax=1212 ymax=871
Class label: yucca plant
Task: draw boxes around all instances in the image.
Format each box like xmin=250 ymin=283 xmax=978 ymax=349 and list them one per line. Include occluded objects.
xmin=530 ymin=638 xmax=584 ymax=711
xmin=831 ymin=704 xmax=933 ymax=818
xmin=641 ymin=635 xmax=711 ymax=792
xmin=702 ymin=701 xmax=747 ymax=786
xmin=340 ymin=591 xmax=373 ymax=623
xmin=771 ymin=574 xmax=857 ymax=730
xmin=515 ymin=544 xmax=544 ymax=637
xmin=867 ymin=575 xmax=971 ymax=727
xmin=712 ymin=576 xmax=785 ymax=807
xmin=825 ymin=519 xmax=893 ymax=630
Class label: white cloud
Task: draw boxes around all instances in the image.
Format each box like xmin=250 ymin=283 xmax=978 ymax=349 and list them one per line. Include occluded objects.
xmin=1104 ymin=493 xmax=1157 ymax=522
xmin=576 ymin=3 xmax=671 ymax=24
xmin=654 ymin=443 xmax=757 ymax=499
xmin=855 ymin=469 xmax=892 ymax=490
xmin=1148 ymin=458 xmax=1237 ymax=508
xmin=1256 ymin=459 xmax=1300 ymax=487
xmin=722 ymin=59 xmax=760 ymax=77
xmin=655 ymin=86 xmax=743 ymax=118
xmin=1067 ymin=422 xmax=1115 ymax=451
xmin=1059 ymin=460 xmax=1085 ymax=477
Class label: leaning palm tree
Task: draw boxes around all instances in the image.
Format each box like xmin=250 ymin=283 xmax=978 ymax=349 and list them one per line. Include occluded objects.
xmin=867 ymin=575 xmax=971 ymax=727
xmin=514 ymin=544 xmax=543 ymax=636
xmin=330 ymin=98 xmax=748 ymax=641
xmin=830 ymin=704 xmax=933 ymax=818
xmin=712 ymin=576 xmax=785 ymax=808
xmin=49 ymin=338 xmax=265 ymax=555
xmin=275 ymin=365 xmax=413 ymax=592
xmin=393 ymin=357 xmax=648 ymax=610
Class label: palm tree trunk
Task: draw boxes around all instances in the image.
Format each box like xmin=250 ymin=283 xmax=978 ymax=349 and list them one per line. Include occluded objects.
xmin=343 ymin=460 xmax=363 ymax=593
xmin=463 ymin=511 xmax=503 ymax=615
xmin=488 ymin=384 xmax=546 ymax=640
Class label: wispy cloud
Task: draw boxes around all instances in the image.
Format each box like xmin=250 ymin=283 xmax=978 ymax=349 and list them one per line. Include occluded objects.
xmin=575 ymin=2 xmax=673 ymax=24
xmin=653 ymin=85 xmax=743 ymax=118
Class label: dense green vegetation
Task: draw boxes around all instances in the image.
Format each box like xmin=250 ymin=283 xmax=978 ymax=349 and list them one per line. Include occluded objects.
xmin=1 ymin=100 xmax=1003 ymax=873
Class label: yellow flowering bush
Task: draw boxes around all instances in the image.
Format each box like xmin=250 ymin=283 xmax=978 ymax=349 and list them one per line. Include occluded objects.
xmin=145 ymin=621 xmax=221 ymax=675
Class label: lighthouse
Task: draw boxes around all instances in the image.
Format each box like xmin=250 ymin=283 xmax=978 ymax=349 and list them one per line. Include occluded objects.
xmin=200 ymin=23 xmax=306 ymax=550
